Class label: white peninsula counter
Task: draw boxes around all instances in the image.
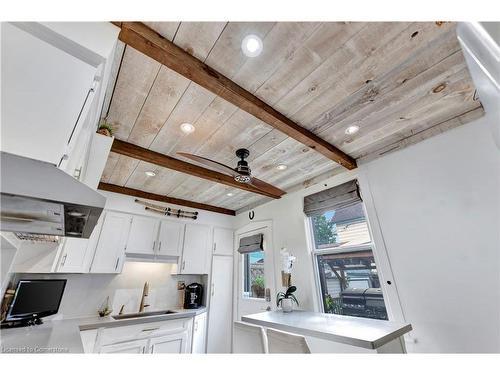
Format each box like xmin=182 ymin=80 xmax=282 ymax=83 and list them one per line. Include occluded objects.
xmin=242 ymin=311 xmax=412 ymax=353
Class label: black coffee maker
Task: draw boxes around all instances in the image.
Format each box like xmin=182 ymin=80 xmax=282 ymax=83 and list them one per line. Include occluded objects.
xmin=184 ymin=283 xmax=203 ymax=309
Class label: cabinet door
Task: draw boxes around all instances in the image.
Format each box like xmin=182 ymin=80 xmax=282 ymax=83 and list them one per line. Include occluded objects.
xmin=207 ymin=256 xmax=233 ymax=353
xmin=99 ymin=338 xmax=149 ymax=354
xmin=125 ymin=215 xmax=159 ymax=256
xmin=149 ymin=330 xmax=190 ymax=353
xmin=57 ymin=213 xmax=103 ymax=273
xmin=90 ymin=211 xmax=131 ymax=273
xmin=213 ymin=227 xmax=234 ymax=256
xmin=157 ymin=221 xmax=184 ymax=257
xmin=181 ymin=224 xmax=211 ymax=274
xmin=192 ymin=313 xmax=207 ymax=354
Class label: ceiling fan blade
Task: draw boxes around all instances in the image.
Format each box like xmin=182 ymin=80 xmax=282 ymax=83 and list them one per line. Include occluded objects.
xmin=249 ymin=177 xmax=286 ymax=198
xmin=177 ymin=152 xmax=238 ymax=177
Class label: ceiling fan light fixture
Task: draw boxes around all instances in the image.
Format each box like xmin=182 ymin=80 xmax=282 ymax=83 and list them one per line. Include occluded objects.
xmin=234 ymin=174 xmax=251 ymax=184
xmin=180 ymin=122 xmax=195 ymax=134
xmin=242 ymin=34 xmax=263 ymax=57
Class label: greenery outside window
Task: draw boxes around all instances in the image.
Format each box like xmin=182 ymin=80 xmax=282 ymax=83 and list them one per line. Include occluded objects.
xmin=243 ymin=251 xmax=265 ymax=298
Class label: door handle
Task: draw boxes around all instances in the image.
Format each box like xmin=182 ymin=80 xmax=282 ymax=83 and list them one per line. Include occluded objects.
xmin=114 ymin=257 xmax=120 ymax=270
xmin=61 ymin=254 xmax=68 ymax=267
xmin=182 ymin=261 xmax=185 ymax=270
xmin=158 ymin=241 xmax=162 ymax=252
xmin=211 ymin=283 xmax=215 ymax=296
xmin=153 ymin=241 xmax=156 ymax=251
xmin=141 ymin=327 xmax=159 ymax=332
xmin=213 ymin=242 xmax=216 ymax=253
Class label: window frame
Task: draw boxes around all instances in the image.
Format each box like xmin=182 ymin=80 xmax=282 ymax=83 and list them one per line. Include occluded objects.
xmin=308 ymin=206 xmax=382 ymax=316
xmin=242 ymin=250 xmax=266 ymax=300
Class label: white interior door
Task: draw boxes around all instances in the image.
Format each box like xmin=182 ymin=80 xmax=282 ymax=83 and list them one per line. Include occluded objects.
xmin=236 ymin=221 xmax=276 ymax=321
xmin=207 ymin=255 xmax=233 ymax=353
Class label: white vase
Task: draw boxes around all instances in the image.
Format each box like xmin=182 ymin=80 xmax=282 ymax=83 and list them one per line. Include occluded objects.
xmin=281 ymin=298 xmax=293 ymax=313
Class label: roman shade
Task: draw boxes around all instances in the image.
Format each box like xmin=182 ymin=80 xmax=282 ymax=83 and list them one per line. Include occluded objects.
xmin=237 ymin=233 xmax=264 ymax=254
xmin=303 ymin=179 xmax=361 ymax=217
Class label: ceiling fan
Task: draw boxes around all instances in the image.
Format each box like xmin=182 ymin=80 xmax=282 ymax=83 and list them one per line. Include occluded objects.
xmin=177 ymin=148 xmax=286 ymax=198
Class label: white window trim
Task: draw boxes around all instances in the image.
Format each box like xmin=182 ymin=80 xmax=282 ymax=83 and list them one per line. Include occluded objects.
xmin=306 ymin=195 xmax=405 ymax=324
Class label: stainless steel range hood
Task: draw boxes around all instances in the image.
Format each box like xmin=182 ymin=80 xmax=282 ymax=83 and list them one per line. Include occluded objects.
xmin=1 ymin=152 xmax=106 ymax=239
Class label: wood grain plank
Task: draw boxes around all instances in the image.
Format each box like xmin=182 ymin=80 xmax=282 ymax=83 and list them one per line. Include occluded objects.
xmin=115 ymin=21 xmax=357 ymax=169
xmin=106 ymin=47 xmax=161 ymax=139
xmin=98 ymin=182 xmax=235 ymax=216
xmin=357 ymin=106 xmax=484 ymax=163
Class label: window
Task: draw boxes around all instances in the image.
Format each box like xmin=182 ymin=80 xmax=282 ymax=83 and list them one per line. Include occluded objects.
xmin=305 ymin=184 xmax=388 ymax=320
xmin=316 ymin=250 xmax=388 ymax=320
xmin=311 ymin=202 xmax=371 ymax=249
xmin=243 ymin=251 xmax=265 ymax=298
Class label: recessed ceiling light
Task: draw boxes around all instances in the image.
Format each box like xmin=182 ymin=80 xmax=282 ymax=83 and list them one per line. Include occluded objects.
xmin=276 ymin=164 xmax=288 ymax=171
xmin=180 ymin=123 xmax=195 ymax=134
xmin=226 ymin=192 xmax=234 ymax=197
xmin=345 ymin=125 xmax=360 ymax=135
xmin=241 ymin=34 xmax=263 ymax=57
xmin=145 ymin=171 xmax=156 ymax=177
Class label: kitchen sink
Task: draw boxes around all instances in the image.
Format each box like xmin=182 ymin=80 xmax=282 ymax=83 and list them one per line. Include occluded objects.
xmin=112 ymin=310 xmax=178 ymax=320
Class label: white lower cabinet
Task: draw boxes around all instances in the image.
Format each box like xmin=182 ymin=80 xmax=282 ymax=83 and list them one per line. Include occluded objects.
xmin=82 ymin=317 xmax=194 ymax=354
xmin=149 ymin=330 xmax=190 ymax=353
xmin=99 ymin=338 xmax=149 ymax=354
xmin=192 ymin=312 xmax=207 ymax=353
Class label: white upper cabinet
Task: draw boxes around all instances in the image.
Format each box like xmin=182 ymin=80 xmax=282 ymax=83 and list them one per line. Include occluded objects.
xmin=1 ymin=22 xmax=97 ymax=165
xmin=213 ymin=227 xmax=234 ymax=256
xmin=125 ymin=216 xmax=159 ymax=256
xmin=181 ymin=224 xmax=211 ymax=274
xmin=90 ymin=211 xmax=131 ymax=273
xmin=57 ymin=213 xmax=104 ymax=273
xmin=157 ymin=221 xmax=185 ymax=257
xmin=1 ymin=22 xmax=118 ymax=168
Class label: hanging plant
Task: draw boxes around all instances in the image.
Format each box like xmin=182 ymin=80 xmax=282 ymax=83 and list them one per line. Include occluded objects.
xmin=97 ymin=120 xmax=114 ymax=137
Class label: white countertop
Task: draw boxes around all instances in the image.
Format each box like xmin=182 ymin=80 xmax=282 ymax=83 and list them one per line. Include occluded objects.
xmin=242 ymin=311 xmax=412 ymax=350
xmin=0 ymin=307 xmax=207 ymax=354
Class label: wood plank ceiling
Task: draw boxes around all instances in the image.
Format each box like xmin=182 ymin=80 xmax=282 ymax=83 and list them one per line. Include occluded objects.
xmin=100 ymin=22 xmax=483 ymax=213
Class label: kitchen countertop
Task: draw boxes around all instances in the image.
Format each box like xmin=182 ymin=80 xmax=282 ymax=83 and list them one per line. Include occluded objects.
xmin=0 ymin=306 xmax=207 ymax=354
xmin=242 ymin=310 xmax=412 ymax=350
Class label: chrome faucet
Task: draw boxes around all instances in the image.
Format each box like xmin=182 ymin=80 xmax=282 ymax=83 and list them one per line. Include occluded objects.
xmin=139 ymin=282 xmax=150 ymax=313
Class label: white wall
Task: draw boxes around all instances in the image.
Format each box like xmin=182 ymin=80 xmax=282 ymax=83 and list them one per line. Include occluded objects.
xmin=358 ymin=116 xmax=500 ymax=353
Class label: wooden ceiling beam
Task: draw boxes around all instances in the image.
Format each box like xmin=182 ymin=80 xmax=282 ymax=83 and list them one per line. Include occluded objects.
xmin=110 ymin=139 xmax=285 ymax=199
xmin=113 ymin=21 xmax=357 ymax=170
xmin=98 ymin=183 xmax=236 ymax=216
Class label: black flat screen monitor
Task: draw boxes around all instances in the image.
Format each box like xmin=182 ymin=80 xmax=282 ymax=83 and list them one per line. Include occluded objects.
xmin=6 ymin=279 xmax=67 ymax=322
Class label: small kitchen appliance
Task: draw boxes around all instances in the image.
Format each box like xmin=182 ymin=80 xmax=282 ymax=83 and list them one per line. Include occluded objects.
xmin=184 ymin=283 xmax=203 ymax=309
